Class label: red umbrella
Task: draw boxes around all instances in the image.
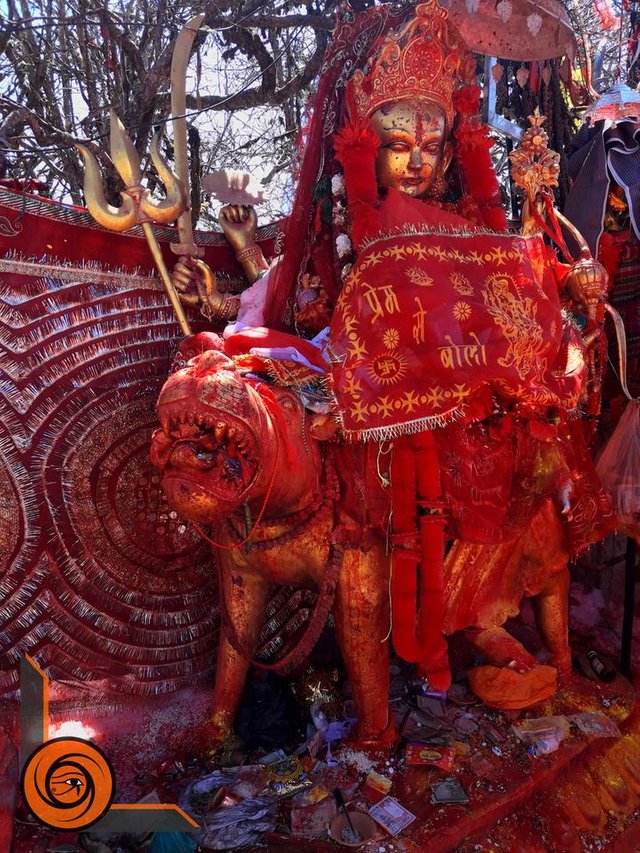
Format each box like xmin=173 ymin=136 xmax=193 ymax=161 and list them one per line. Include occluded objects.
xmin=446 ymin=0 xmax=576 ymax=61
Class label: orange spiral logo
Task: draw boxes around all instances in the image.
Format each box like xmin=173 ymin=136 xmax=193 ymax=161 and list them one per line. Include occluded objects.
xmin=21 ymin=737 xmax=115 ymax=829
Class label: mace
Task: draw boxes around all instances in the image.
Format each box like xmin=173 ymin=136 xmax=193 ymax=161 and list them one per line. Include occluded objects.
xmin=77 ymin=113 xmax=192 ymax=336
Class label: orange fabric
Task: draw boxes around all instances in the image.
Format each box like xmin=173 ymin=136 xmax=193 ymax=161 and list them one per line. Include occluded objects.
xmin=468 ymin=664 xmax=558 ymax=710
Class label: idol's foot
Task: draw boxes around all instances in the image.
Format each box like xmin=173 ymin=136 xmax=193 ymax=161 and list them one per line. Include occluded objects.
xmin=347 ymin=714 xmax=398 ymax=755
xmin=191 ymin=716 xmax=235 ymax=762
xmin=548 ymin=652 xmax=573 ymax=684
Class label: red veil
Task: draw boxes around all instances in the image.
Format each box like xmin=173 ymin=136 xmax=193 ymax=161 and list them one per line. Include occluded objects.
xmin=265 ymin=4 xmax=403 ymax=328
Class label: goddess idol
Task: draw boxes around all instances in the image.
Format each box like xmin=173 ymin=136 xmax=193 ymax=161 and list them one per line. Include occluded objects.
xmin=160 ymin=0 xmax=614 ymax=748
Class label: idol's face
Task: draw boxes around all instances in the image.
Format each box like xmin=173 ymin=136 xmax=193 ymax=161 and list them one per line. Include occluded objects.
xmin=369 ymin=98 xmax=452 ymax=198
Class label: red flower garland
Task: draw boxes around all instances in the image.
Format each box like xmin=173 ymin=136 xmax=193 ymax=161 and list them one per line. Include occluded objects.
xmin=453 ymin=85 xmax=508 ymax=232
xmin=333 ymin=116 xmax=382 ymax=249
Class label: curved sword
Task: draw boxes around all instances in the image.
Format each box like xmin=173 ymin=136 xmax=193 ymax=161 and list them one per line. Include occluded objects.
xmin=170 ymin=13 xmax=205 ymax=258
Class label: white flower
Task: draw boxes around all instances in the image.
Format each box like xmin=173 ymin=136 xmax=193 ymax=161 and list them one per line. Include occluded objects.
xmin=336 ymin=233 xmax=352 ymax=258
xmin=331 ymin=174 xmax=345 ymax=197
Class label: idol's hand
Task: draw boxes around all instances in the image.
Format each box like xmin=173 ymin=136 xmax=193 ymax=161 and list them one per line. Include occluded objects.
xmin=172 ymin=256 xmax=239 ymax=321
xmin=172 ymin=255 xmax=201 ymax=306
xmin=295 ymin=295 xmax=333 ymax=333
xmin=218 ymin=204 xmax=258 ymax=253
xmin=295 ymin=274 xmax=332 ymax=332
xmin=564 ymin=257 xmax=609 ymax=310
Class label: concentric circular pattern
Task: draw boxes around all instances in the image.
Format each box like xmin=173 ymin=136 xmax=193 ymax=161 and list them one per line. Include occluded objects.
xmin=0 ymin=207 xmax=219 ymax=697
xmin=0 ymin=452 xmax=25 ymax=573
xmin=21 ymin=737 xmax=115 ymax=829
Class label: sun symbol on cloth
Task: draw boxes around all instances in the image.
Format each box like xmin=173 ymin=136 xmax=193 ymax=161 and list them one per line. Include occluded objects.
xmin=383 ymin=328 xmax=400 ymax=350
xmin=452 ymin=301 xmax=472 ymax=322
xmin=367 ymin=353 xmax=408 ymax=386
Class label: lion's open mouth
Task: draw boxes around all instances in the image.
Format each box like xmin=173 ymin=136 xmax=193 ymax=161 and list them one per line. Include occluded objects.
xmin=160 ymin=408 xmax=259 ymax=501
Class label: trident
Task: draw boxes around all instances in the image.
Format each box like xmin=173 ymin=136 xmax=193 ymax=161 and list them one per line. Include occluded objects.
xmin=77 ymin=112 xmax=192 ymax=335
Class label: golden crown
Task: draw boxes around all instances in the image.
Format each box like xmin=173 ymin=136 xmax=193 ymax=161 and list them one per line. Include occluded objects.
xmin=348 ymin=1 xmax=476 ymax=129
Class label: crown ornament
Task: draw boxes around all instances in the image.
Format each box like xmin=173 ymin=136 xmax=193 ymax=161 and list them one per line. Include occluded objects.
xmin=347 ymin=0 xmax=476 ymax=129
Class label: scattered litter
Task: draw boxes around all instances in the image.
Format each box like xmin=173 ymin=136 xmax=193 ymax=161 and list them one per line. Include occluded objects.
xmin=448 ymin=683 xmax=479 ymax=706
xmin=570 ymin=712 xmax=621 ymax=739
xmin=340 ymin=748 xmax=376 ymax=775
xmin=369 ymin=796 xmax=417 ymax=836
xmin=482 ymin=723 xmax=505 ymax=744
xmin=430 ymin=777 xmax=469 ymax=806
xmin=330 ymin=809 xmax=377 ymax=846
xmin=293 ymin=783 xmax=330 ymax=805
xmin=309 ymin=701 xmax=355 ymax=764
xmin=453 ymin=715 xmax=479 ymax=736
xmin=512 ymin=716 xmax=571 ymax=755
xmin=467 ymin=751 xmax=495 ymax=778
xmin=260 ymin=748 xmax=287 ymax=765
xmin=362 ymin=769 xmax=393 ymax=801
xmin=311 ymin=761 xmax=361 ymax=800
xmin=179 ymin=768 xmax=234 ymax=801
xmin=196 ymin=796 xmax=277 ymax=850
xmin=290 ymin=792 xmax=337 ymax=838
xmin=308 ymin=729 xmax=324 ymax=760
xmin=452 ymin=740 xmax=471 ymax=758
xmin=417 ymin=692 xmax=447 ymax=718
xmin=395 ymin=706 xmax=452 ymax=744
xmin=265 ymin=755 xmax=312 ymax=797
xmin=229 ymin=765 xmax=268 ymax=800
xmin=586 ymin=650 xmax=616 ymax=682
xmin=405 ymin=743 xmax=455 ymax=770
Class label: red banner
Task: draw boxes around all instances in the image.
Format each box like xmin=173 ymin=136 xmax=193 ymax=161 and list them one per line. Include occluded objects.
xmin=329 ymin=230 xmax=584 ymax=439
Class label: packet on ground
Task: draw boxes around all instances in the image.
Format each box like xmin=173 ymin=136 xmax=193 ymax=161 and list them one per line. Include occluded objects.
xmin=368 ymin=796 xmax=417 ymax=836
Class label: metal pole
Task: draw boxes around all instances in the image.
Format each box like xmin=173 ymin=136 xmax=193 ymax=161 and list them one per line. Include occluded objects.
xmin=621 ymin=536 xmax=637 ymax=678
xmin=142 ymin=222 xmax=192 ymax=336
